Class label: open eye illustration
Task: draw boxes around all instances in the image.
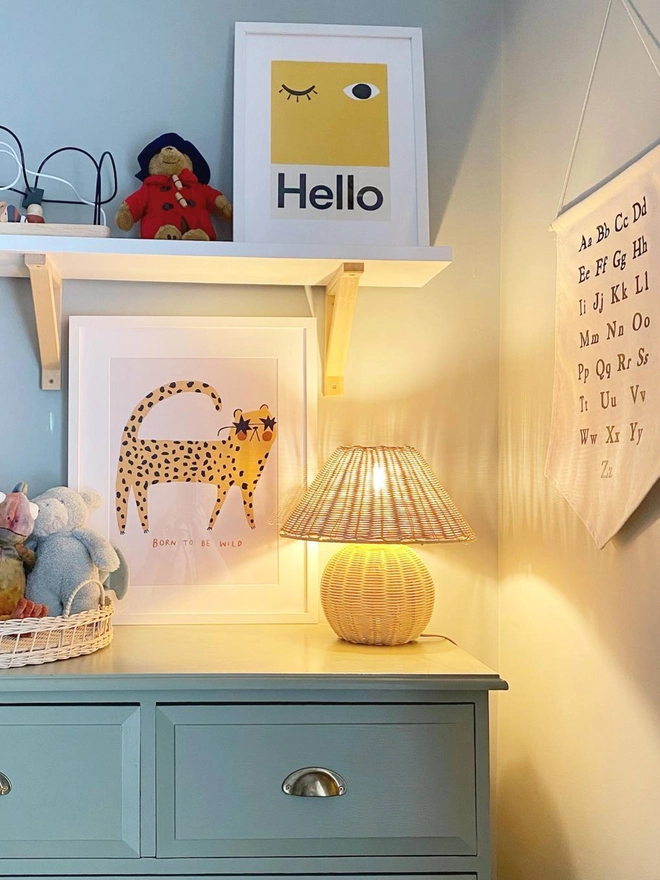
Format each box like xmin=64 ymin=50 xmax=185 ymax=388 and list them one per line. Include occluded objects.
xmin=279 ymin=83 xmax=317 ymax=102
xmin=343 ymin=82 xmax=380 ymax=101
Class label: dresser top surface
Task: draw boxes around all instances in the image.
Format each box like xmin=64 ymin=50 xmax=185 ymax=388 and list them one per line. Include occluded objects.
xmin=0 ymin=623 xmax=506 ymax=690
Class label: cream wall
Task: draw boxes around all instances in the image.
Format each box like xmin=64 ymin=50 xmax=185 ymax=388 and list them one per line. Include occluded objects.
xmin=499 ymin=0 xmax=660 ymax=878
xmin=0 ymin=1 xmax=501 ymax=661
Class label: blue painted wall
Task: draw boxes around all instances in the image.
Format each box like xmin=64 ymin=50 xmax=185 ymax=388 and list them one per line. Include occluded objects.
xmin=0 ymin=0 xmax=501 ymax=659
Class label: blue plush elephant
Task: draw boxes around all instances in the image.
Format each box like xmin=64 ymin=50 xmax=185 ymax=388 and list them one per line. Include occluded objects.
xmin=26 ymin=487 xmax=128 ymax=616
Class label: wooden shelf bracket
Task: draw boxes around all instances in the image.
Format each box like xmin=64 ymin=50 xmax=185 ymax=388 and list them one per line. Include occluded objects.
xmin=25 ymin=253 xmax=62 ymax=390
xmin=2 ymin=238 xmax=450 ymax=392
xmin=324 ymin=262 xmax=364 ymax=397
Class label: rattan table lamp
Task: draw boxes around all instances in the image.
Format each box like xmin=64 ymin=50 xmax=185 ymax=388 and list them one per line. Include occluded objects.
xmin=280 ymin=446 xmax=475 ymax=646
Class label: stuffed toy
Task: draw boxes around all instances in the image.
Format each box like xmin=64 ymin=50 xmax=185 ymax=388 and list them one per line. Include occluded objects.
xmin=115 ymin=132 xmax=232 ymax=240
xmin=0 ymin=483 xmax=47 ymax=619
xmin=26 ymin=487 xmax=129 ymax=616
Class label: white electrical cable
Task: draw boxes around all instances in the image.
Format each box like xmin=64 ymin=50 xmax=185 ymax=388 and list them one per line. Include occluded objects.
xmin=29 ymin=169 xmax=107 ymax=226
xmin=0 ymin=139 xmax=106 ymax=224
xmin=0 ymin=148 xmax=23 ymax=192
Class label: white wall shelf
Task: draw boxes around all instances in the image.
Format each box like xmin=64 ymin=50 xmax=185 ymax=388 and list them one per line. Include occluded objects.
xmin=0 ymin=234 xmax=452 ymax=393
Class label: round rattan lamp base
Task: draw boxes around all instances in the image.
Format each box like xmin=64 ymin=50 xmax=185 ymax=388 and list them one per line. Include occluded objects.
xmin=320 ymin=545 xmax=434 ymax=646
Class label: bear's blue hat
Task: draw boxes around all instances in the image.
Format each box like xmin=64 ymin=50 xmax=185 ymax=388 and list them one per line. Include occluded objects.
xmin=135 ymin=133 xmax=211 ymax=184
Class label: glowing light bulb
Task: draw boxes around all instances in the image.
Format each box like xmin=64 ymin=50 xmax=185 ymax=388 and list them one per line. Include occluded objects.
xmin=372 ymin=464 xmax=386 ymax=494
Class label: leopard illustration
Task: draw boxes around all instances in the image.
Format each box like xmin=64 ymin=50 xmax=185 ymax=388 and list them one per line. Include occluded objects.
xmin=115 ymin=380 xmax=277 ymax=534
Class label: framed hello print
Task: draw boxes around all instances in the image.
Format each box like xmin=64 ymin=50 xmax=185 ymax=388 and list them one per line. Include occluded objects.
xmin=69 ymin=316 xmax=317 ymax=625
xmin=233 ymin=22 xmax=430 ymax=246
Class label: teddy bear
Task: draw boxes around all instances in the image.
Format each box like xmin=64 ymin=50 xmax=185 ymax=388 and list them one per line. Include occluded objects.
xmin=0 ymin=483 xmax=48 ymax=619
xmin=115 ymin=132 xmax=232 ymax=241
xmin=26 ymin=487 xmax=129 ymax=617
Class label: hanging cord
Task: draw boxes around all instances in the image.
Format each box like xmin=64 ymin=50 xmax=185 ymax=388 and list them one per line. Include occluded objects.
xmin=557 ymin=0 xmax=660 ymax=216
xmin=556 ymin=0 xmax=614 ymax=217
xmin=620 ymin=0 xmax=660 ymax=81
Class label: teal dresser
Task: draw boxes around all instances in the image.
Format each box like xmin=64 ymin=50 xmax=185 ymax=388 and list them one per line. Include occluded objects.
xmin=0 ymin=625 xmax=506 ymax=880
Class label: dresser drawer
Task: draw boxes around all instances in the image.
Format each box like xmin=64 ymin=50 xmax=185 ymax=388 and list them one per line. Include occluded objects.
xmin=0 ymin=876 xmax=476 ymax=880
xmin=156 ymin=703 xmax=477 ymax=858
xmin=0 ymin=705 xmax=140 ymax=858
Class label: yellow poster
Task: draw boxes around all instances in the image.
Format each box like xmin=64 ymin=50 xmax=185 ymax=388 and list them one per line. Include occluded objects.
xmin=270 ymin=60 xmax=391 ymax=220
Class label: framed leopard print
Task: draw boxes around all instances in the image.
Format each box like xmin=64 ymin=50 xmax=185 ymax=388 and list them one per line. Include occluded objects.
xmin=69 ymin=316 xmax=317 ymax=625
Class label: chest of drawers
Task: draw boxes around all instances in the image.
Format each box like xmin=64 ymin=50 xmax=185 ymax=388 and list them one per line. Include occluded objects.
xmin=0 ymin=624 xmax=505 ymax=880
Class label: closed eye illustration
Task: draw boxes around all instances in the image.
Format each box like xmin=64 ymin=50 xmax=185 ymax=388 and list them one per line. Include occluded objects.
xmin=343 ymin=82 xmax=380 ymax=100
xmin=279 ymin=83 xmax=318 ymax=102
xmin=271 ymin=60 xmax=389 ymax=167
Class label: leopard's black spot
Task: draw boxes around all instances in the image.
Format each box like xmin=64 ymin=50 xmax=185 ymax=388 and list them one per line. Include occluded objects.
xmin=187 ymin=381 xmax=194 ymax=388
xmin=242 ymin=482 xmax=248 ymax=490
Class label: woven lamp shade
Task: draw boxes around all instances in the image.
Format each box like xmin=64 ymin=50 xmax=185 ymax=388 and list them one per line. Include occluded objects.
xmin=281 ymin=446 xmax=475 ymax=646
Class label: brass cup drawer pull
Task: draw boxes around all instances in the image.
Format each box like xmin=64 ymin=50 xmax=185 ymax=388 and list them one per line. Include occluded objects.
xmin=282 ymin=766 xmax=346 ymax=797
xmin=0 ymin=772 xmax=12 ymax=796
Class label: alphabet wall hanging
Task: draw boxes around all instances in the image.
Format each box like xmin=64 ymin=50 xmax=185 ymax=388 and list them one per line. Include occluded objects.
xmin=547 ymin=0 xmax=660 ymax=547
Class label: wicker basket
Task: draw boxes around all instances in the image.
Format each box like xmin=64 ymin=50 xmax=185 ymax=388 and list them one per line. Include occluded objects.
xmin=0 ymin=580 xmax=113 ymax=669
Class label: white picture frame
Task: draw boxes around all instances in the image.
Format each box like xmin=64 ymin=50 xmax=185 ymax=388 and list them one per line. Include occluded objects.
xmin=233 ymin=22 xmax=430 ymax=247
xmin=69 ymin=316 xmax=318 ymax=625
